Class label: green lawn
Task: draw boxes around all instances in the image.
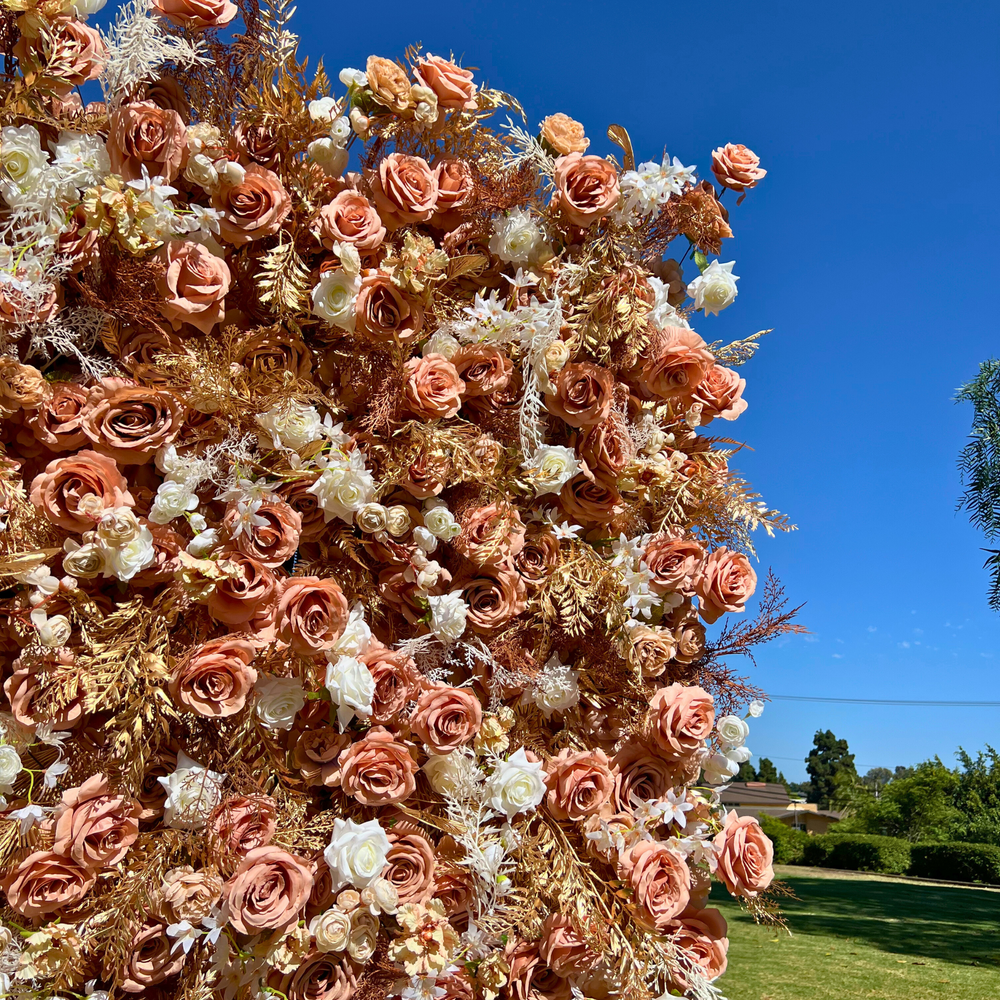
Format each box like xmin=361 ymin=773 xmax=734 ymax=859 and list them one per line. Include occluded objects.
xmin=712 ymin=865 xmax=1000 ymax=1000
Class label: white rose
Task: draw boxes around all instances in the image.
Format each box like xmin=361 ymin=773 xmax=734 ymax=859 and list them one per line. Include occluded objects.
xmin=724 ymin=745 xmax=752 ymax=764
xmin=427 ymin=591 xmax=468 ymax=644
xmin=331 ymin=240 xmax=361 ymax=276
xmin=309 ymin=453 xmax=375 ymax=524
xmin=423 ymin=751 xmax=478 ymax=797
xmin=96 ymin=507 xmax=143 ymax=546
xmin=749 ymin=699 xmax=765 ymax=718
xmin=488 ymin=208 xmax=546 ymax=264
xmin=1 ymin=125 xmax=47 ymax=188
xmin=716 ymin=714 xmax=750 ymax=748
xmin=312 ymin=269 xmax=360 ymax=329
xmin=486 ymin=748 xmax=546 ymax=819
xmin=254 ymin=675 xmax=306 ymax=731
xmin=30 ymin=608 xmax=72 ymax=647
xmin=413 ymin=526 xmax=437 ymax=555
xmin=184 ymin=152 xmax=220 ymax=192
xmin=359 ymin=876 xmax=398 ymax=916
xmin=150 ymin=479 xmax=199 ymax=524
xmin=324 ymin=817 xmax=390 ymax=890
xmin=158 ymin=753 xmax=226 ymax=831
xmin=687 ymin=260 xmax=739 ymax=316
xmin=308 ymin=97 xmax=339 ymax=123
xmin=422 ymin=501 xmax=460 ymax=540
xmin=324 ymin=654 xmax=374 ymax=730
xmin=61 ymin=539 xmax=105 ymax=579
xmin=339 ymin=67 xmax=368 ymax=88
xmin=533 ymin=656 xmax=580 ymax=717
xmin=348 ymin=910 xmax=378 ymax=963
xmin=104 ymin=525 xmax=155 ymax=582
xmin=219 ymin=159 xmax=245 ymax=186
xmin=384 ymin=505 xmax=413 ymax=537
xmin=422 ymin=331 xmax=460 ymax=359
xmin=702 ymin=752 xmax=739 ymax=786
xmin=329 ymin=117 xmax=351 ymax=145
xmin=257 ymin=402 xmax=325 ymax=452
xmin=354 ymin=502 xmax=388 ymax=534
xmin=186 ymin=529 xmax=220 ymax=558
xmin=309 ymin=908 xmax=351 ymax=952
xmin=330 ymin=603 xmax=373 ymax=658
xmin=0 ymin=745 xmax=23 ymax=792
xmin=522 ymin=445 xmax=580 ymax=496
xmin=309 ymin=138 xmax=349 ymax=178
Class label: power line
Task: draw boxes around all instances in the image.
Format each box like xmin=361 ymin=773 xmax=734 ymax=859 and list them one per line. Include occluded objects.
xmin=768 ymin=695 xmax=1000 ymax=707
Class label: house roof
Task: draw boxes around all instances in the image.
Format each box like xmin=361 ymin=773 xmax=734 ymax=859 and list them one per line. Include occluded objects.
xmin=718 ymin=782 xmax=796 ymax=806
xmin=746 ymin=806 xmax=844 ymax=821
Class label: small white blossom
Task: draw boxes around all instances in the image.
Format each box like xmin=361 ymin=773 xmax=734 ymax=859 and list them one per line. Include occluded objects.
xmin=339 ymin=67 xmax=368 ymax=88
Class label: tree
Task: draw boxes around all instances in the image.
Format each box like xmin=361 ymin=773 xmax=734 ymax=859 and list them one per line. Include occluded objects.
xmin=954 ymin=746 xmax=1000 ymax=846
xmin=861 ymin=767 xmax=894 ymax=798
xmin=757 ymin=758 xmax=780 ymax=784
xmin=805 ymin=730 xmax=857 ymax=808
xmin=736 ymin=761 xmax=757 ymax=782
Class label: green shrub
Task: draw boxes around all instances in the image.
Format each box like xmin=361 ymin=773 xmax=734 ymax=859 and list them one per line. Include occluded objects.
xmin=801 ymin=833 xmax=911 ymax=874
xmin=757 ymin=813 xmax=810 ymax=865
xmin=909 ymin=842 xmax=1000 ymax=884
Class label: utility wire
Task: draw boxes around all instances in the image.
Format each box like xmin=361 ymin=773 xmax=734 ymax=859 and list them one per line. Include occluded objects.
xmin=768 ymin=695 xmax=1000 ymax=707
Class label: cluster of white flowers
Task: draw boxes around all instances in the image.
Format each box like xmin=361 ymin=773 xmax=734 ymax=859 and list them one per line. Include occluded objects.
xmin=59 ymin=507 xmax=156 ymax=584
xmin=488 ymin=208 xmax=550 ymax=265
xmin=149 ymin=444 xmax=210 ymax=528
xmin=308 ymin=90 xmax=352 ymax=177
xmin=309 ymin=446 xmax=377 ymax=524
xmin=646 ymin=274 xmax=691 ymax=331
xmin=311 ymin=245 xmax=362 ymax=329
xmin=687 ymin=259 xmax=739 ymax=316
xmin=611 ymin=534 xmax=681 ymax=626
xmin=616 ymin=153 xmax=697 ymax=222
xmin=703 ymin=700 xmax=765 ymax=785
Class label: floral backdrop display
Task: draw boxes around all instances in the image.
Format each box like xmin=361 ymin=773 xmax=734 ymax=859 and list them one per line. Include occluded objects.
xmin=0 ymin=1 xmax=803 ymax=998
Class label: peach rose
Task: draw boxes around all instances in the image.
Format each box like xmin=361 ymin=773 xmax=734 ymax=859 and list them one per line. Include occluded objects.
xmin=4 ymin=651 xmax=87 ymax=730
xmin=232 ymin=121 xmax=281 ymax=169
xmin=455 ymin=502 xmax=526 ymax=569
xmin=410 ymin=684 xmax=483 ymax=754
xmin=275 ymin=576 xmax=349 ymax=656
xmin=576 ymin=411 xmax=633 ymax=477
xmin=370 ymin=152 xmax=439 ymax=228
xmin=400 ymin=449 xmax=450 ymax=498
xmin=14 ymin=17 xmax=106 ymax=91
xmin=360 ymin=644 xmax=419 ymax=724
xmin=206 ymin=551 xmax=278 ymax=625
xmin=505 ymin=939 xmax=571 ymax=1000
xmin=673 ymin=620 xmax=707 ymax=665
xmin=711 ymin=144 xmax=766 ymax=192
xmin=108 ymin=101 xmax=188 ymax=182
xmin=81 ymin=381 xmax=184 ymax=465
xmin=404 ymin=354 xmax=465 ymax=419
xmin=267 ymin=949 xmax=358 ymax=1000
xmin=30 ymin=449 xmax=135 ymax=532
xmin=120 ymin=920 xmax=185 ymax=993
xmin=223 ymin=845 xmax=313 ymax=934
xmin=638 ymin=326 xmax=715 ymax=401
xmin=1 ymin=850 xmax=96 ymax=918
xmin=213 ymin=164 xmax=292 ymax=245
xmin=225 ymin=500 xmax=301 ymax=568
xmin=546 ymin=362 xmax=614 ymax=427
xmin=450 ymin=344 xmax=512 ymax=397
xmin=156 ymin=240 xmax=232 ymax=336
xmin=339 ymin=726 xmax=418 ymax=806
xmin=414 ymin=55 xmax=476 ymax=110
xmin=366 ymin=55 xmax=411 ymax=113
xmin=616 ymin=840 xmax=690 ymax=932
xmin=210 ymin=795 xmax=278 ymax=859
xmin=313 ymin=191 xmax=386 ymax=252
xmin=551 ymin=152 xmax=619 ymax=228
xmin=691 ymin=364 xmax=748 ymax=425
xmin=540 ymin=114 xmax=589 ymax=155
xmin=54 ymin=205 xmax=99 ymax=273
xmin=460 ymin=568 xmax=527 ymax=633
xmin=694 ymin=547 xmax=757 ymax=624
xmin=558 ymin=470 xmax=624 ymax=525
xmin=292 ymin=727 xmax=350 ymax=786
xmin=513 ymin=527 xmax=560 ymax=587
xmin=169 ymin=637 xmax=258 ymax=718
xmin=52 ymin=773 xmax=140 ymax=870
xmin=611 ymin=743 xmax=689 ymax=811
xmin=544 ymin=748 xmax=616 ymax=822
xmin=383 ymin=829 xmax=436 ymax=904
xmin=648 ymin=683 xmax=715 ymax=760
xmin=668 ymin=908 xmax=729 ymax=983
xmin=643 ymin=533 xmax=704 ymax=596
xmin=22 ymin=382 xmax=90 ymax=452
xmin=713 ymin=810 xmax=774 ymax=897
xmin=356 ymin=271 xmax=425 ymax=343
xmin=150 ymin=0 xmax=238 ymax=28
xmin=433 ymin=157 xmax=476 ymax=224
xmin=158 ymin=865 xmax=224 ymax=923
xmin=539 ymin=912 xmax=600 ymax=978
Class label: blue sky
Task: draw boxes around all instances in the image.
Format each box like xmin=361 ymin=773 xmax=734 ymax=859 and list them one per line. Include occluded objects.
xmin=96 ymin=0 xmax=1000 ymax=778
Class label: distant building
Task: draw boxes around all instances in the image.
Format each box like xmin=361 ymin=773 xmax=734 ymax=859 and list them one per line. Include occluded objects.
xmin=718 ymin=782 xmax=842 ymax=834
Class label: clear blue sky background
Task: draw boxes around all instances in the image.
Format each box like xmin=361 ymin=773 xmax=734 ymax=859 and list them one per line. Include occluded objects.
xmin=100 ymin=0 xmax=1000 ymax=779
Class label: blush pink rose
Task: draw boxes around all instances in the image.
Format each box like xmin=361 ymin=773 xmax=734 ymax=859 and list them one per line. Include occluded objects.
xmin=313 ymin=190 xmax=386 ymax=252
xmin=433 ymin=157 xmax=476 ymax=228
xmin=404 ymin=353 xmax=465 ymax=419
xmin=691 ymin=364 xmax=748 ymax=425
xmin=539 ymin=912 xmax=600 ymax=978
xmin=291 ymin=727 xmax=351 ymax=786
xmin=169 ymin=637 xmax=258 ymax=718
xmin=410 ymin=684 xmax=483 ymax=753
xmin=1 ymin=850 xmax=96 ymax=918
xmin=370 ymin=152 xmax=439 ymax=228
xmin=643 ymin=533 xmax=705 ymax=596
xmin=213 ymin=164 xmax=292 ymax=245
xmin=711 ymin=143 xmax=766 ymax=192
xmin=713 ymin=810 xmax=775 ymax=897
xmin=120 ymin=920 xmax=185 ymax=993
xmin=150 ymin=0 xmax=238 ymax=29
xmin=52 ymin=773 xmax=141 ymax=870
xmin=558 ymin=469 xmax=625 ymax=525
xmin=383 ymin=829 xmax=436 ymax=904
xmin=14 ymin=17 xmax=106 ymax=92
xmin=108 ymin=101 xmax=188 ymax=182
xmin=454 ymin=502 xmax=526 ymax=569
xmin=222 ymin=845 xmax=313 ymax=934
xmin=361 ymin=644 xmax=419 ymax=724
xmin=339 ymin=726 xmax=418 ymax=806
xmin=267 ymin=950 xmax=357 ymax=1000
xmin=612 ymin=742 xmax=692 ymax=811
xmin=451 ymin=344 xmax=512 ymax=397
xmin=545 ymin=362 xmax=614 ymax=427
xmin=551 ymin=152 xmax=619 ymax=228
xmin=225 ymin=499 xmax=302 ymax=568
xmin=275 ymin=576 xmax=349 ymax=656
xmin=637 ymin=326 xmax=715 ymax=401
xmin=648 ymin=683 xmax=715 ymax=760
xmin=80 ymin=381 xmax=184 ymax=465
xmin=616 ymin=840 xmax=691 ymax=932
xmin=156 ymin=240 xmax=232 ymax=336
xmin=210 ymin=795 xmax=278 ymax=860
xmin=30 ymin=449 xmax=135 ymax=532
xmin=356 ymin=270 xmax=424 ymax=343
xmin=694 ymin=547 xmax=757 ymax=624
xmin=575 ymin=410 xmax=634 ymax=477
xmin=667 ymin=907 xmax=729 ymax=984
xmin=544 ymin=748 xmax=616 ymax=822
xmin=414 ymin=55 xmax=477 ymax=109
xmin=22 ymin=381 xmax=90 ymax=452
xmin=207 ymin=552 xmax=278 ymax=625
xmin=460 ymin=568 xmax=527 ymax=633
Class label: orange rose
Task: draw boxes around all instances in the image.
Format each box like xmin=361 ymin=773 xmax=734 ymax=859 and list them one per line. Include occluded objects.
xmin=30 ymin=449 xmax=135 ymax=532
xmin=361 ymin=644 xmax=419 ymax=724
xmin=223 ymin=845 xmax=313 ymax=934
xmin=213 ymin=164 xmax=292 ymax=245
xmin=156 ymin=240 xmax=232 ymax=336
xmin=539 ymin=912 xmax=600 ymax=978
xmin=232 ymin=121 xmax=281 ymax=169
xmin=694 ymin=547 xmax=757 ymax=624
xmin=210 ymin=795 xmax=278 ymax=860
xmin=544 ymin=748 xmax=616 ymax=822
xmin=80 ymin=381 xmax=184 ymax=465
xmin=313 ymin=191 xmax=386 ymax=252
xmin=410 ymin=684 xmax=483 ymax=753
xmin=414 ymin=55 xmax=476 ymax=110
xmin=460 ymin=568 xmax=527 ymax=633
xmin=22 ymin=381 xmax=90 ymax=452
xmin=551 ymin=152 xmax=619 ymax=228
xmin=455 ymin=502 xmax=525 ymax=569
xmin=558 ymin=470 xmax=624 ymax=525
xmin=667 ymin=908 xmax=729 ymax=984
xmin=616 ymin=840 xmax=690 ymax=932
xmin=275 ymin=576 xmax=349 ymax=656
xmin=1 ymin=850 xmax=96 ymax=918
xmin=370 ymin=152 xmax=439 ymax=228
xmin=225 ymin=499 xmax=301 ymax=568
xmin=107 ymin=101 xmax=188 ymax=183
xmin=713 ymin=810 xmax=774 ymax=897
xmin=711 ymin=143 xmax=766 ymax=192
xmin=384 ymin=829 xmax=436 ymax=904
xmin=52 ymin=773 xmax=141 ymax=870
xmin=339 ymin=726 xmax=418 ymax=806
xmin=637 ymin=326 xmax=715 ymax=400
xmin=545 ymin=362 xmax=614 ymax=427
xmin=643 ymin=533 xmax=704 ymax=596
xmin=356 ymin=271 xmax=425 ymax=343
xmin=648 ymin=683 xmax=715 ymax=760
xmin=150 ymin=0 xmax=238 ymax=28
xmin=691 ymin=364 xmax=748 ymax=425
xmin=169 ymin=637 xmax=258 ymax=718
xmin=206 ymin=551 xmax=278 ymax=625
xmin=450 ymin=345 xmax=512 ymax=397
xmin=120 ymin=920 xmax=185 ymax=993
xmin=14 ymin=17 xmax=106 ymax=92
xmin=540 ymin=114 xmax=589 ymax=155
xmin=404 ymin=354 xmax=465 ymax=419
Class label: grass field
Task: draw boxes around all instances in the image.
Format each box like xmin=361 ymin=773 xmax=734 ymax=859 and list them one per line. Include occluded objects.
xmin=711 ymin=865 xmax=1000 ymax=1000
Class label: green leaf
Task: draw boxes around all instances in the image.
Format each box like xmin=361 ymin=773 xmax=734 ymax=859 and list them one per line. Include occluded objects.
xmin=694 ymin=251 xmax=709 ymax=273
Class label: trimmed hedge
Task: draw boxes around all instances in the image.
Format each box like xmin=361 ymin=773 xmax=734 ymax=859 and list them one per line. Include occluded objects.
xmin=801 ymin=833 xmax=912 ymax=874
xmin=757 ymin=813 xmax=810 ymax=865
xmin=909 ymin=842 xmax=1000 ymax=885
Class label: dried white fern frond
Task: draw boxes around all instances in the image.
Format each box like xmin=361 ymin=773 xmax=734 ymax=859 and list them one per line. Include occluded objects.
xmin=24 ymin=307 xmax=116 ymax=380
xmin=500 ymin=117 xmax=556 ymax=181
xmin=259 ymin=0 xmax=300 ymax=83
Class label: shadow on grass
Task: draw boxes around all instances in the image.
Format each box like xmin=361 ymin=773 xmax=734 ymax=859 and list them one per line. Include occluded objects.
xmin=710 ymin=874 xmax=1000 ymax=968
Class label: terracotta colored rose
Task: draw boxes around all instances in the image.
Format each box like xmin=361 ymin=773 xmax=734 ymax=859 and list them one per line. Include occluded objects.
xmin=314 ymin=191 xmax=386 ymax=252
xmin=52 ymin=773 xmax=140 ymax=870
xmin=206 ymin=551 xmax=278 ymax=625
xmin=292 ymin=727 xmax=350 ymax=786
xmin=540 ymin=114 xmax=589 ymax=155
xmin=643 ymin=533 xmax=705 ymax=596
xmin=360 ymin=644 xmax=419 ymax=724
xmin=617 ymin=840 xmax=690 ymax=932
xmin=513 ymin=527 xmax=560 ymax=587
xmin=433 ymin=837 xmax=473 ymax=919
xmin=461 ymin=568 xmax=527 ymax=633
xmin=356 ymin=271 xmax=424 ymax=343
xmin=433 ymin=158 xmax=476 ymax=224
xmin=4 ymin=651 xmax=86 ymax=730
xmin=410 ymin=684 xmax=483 ymax=753
xmin=383 ymin=829 xmax=436 ymax=904
xmin=713 ymin=810 xmax=774 ymax=897
xmin=370 ymin=152 xmax=439 ymax=228
xmin=107 ymin=101 xmax=188 ymax=182
xmin=694 ymin=547 xmax=757 ymax=624
xmin=711 ymin=143 xmax=766 ymax=192
xmin=138 ymin=750 xmax=176 ymax=821
xmin=505 ymin=939 xmax=571 ymax=1000
xmin=232 ymin=121 xmax=281 ymax=168
xmin=437 ymin=969 xmax=476 ymax=1000
xmin=22 ymin=382 xmax=90 ymax=452
xmin=80 ymin=381 xmax=184 ymax=465
xmin=551 ymin=152 xmax=619 ymax=228
xmin=691 ymin=364 xmax=748 ymax=425
xmin=210 ymin=795 xmax=278 ymax=859
xmin=223 ymin=845 xmax=313 ymax=934
xmin=576 ymin=411 xmax=633 ymax=476
xmin=54 ymin=205 xmax=99 ymax=273
xmin=544 ymin=748 xmax=616 ymax=822
xmin=277 ymin=474 xmax=328 ymax=540
xmin=450 ymin=345 xmax=512 ymax=397
xmin=238 ymin=326 xmax=312 ymax=380
xmin=400 ymin=449 xmax=450 ymax=498
xmin=638 ymin=326 xmax=715 ymax=400
xmin=30 ymin=449 xmax=135 ymax=532
xmin=649 ymin=683 xmax=715 ymax=760
xmin=558 ymin=470 xmax=624 ymax=525
xmin=275 ymin=576 xmax=349 ymax=655
xmin=151 ymin=0 xmax=238 ymax=28
xmin=121 ymin=920 xmax=185 ymax=993
xmin=539 ymin=912 xmax=600 ymax=978
xmin=612 ymin=743 xmax=689 ymax=811
xmin=159 ymin=866 xmax=224 ymax=923
xmin=224 ymin=500 xmax=301 ymax=568
xmin=14 ymin=17 xmax=106 ymax=91
xmin=156 ymin=241 xmax=232 ymax=336
xmin=455 ymin=502 xmax=525 ymax=569
xmin=673 ymin=620 xmax=707 ymax=665
xmin=366 ymin=55 xmax=411 ymax=113
xmin=414 ymin=55 xmax=476 ymax=110
xmin=339 ymin=726 xmax=418 ymax=806
xmin=668 ymin=907 xmax=729 ymax=983
xmin=630 ymin=626 xmax=678 ymax=679
xmin=1 ymin=850 xmax=96 ymax=918
xmin=546 ymin=362 xmax=614 ymax=427
xmin=143 ymin=74 xmax=190 ymax=117
xmin=169 ymin=637 xmax=257 ymax=718
xmin=404 ymin=353 xmax=465 ymax=419
xmin=267 ymin=949 xmax=358 ymax=1000
xmin=110 ymin=324 xmax=186 ymax=367
xmin=213 ymin=164 xmax=292 ymax=245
